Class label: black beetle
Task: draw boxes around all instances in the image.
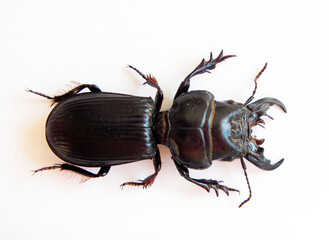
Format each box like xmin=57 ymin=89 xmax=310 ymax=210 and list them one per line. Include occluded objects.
xmin=28 ymin=50 xmax=286 ymax=207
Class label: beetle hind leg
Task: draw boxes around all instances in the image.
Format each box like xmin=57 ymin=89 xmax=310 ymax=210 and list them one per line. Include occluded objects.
xmin=32 ymin=164 xmax=110 ymax=182
xmin=174 ymin=161 xmax=239 ymax=196
xmin=27 ymin=84 xmax=101 ymax=105
xmin=120 ymin=149 xmax=161 ymax=189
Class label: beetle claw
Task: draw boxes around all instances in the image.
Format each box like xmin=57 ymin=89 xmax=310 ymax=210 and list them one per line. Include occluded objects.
xmin=200 ymin=179 xmax=239 ymax=197
xmin=213 ymin=187 xmax=219 ymax=197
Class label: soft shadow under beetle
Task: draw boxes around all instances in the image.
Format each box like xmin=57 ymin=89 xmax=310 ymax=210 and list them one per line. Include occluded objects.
xmin=28 ymin=50 xmax=286 ymax=207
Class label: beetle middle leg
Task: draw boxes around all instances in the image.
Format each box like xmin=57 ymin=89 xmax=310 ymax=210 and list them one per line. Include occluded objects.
xmin=174 ymin=160 xmax=239 ymax=196
xmin=174 ymin=50 xmax=235 ymax=100
xmin=120 ymin=148 xmax=161 ymax=189
xmin=26 ymin=84 xmax=101 ymax=104
xmin=33 ymin=164 xmax=110 ymax=181
xmin=128 ymin=65 xmax=163 ymax=112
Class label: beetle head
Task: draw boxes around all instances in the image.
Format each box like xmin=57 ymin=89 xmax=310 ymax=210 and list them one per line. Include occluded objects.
xmin=244 ymin=97 xmax=287 ymax=170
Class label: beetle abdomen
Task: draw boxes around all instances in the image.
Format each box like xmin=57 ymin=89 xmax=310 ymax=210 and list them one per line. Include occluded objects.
xmin=46 ymin=92 xmax=156 ymax=167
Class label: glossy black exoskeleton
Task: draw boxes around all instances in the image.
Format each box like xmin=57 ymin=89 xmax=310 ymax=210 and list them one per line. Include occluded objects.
xmin=28 ymin=51 xmax=286 ymax=207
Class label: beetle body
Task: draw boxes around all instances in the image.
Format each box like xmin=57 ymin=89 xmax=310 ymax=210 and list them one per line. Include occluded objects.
xmin=29 ymin=51 xmax=286 ymax=206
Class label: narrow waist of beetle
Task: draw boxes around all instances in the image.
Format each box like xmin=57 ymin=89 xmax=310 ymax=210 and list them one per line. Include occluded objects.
xmin=153 ymin=111 xmax=168 ymax=145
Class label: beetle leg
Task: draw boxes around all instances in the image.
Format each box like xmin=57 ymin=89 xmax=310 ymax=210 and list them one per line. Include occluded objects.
xmin=173 ymin=160 xmax=239 ymax=196
xmin=32 ymin=164 xmax=110 ymax=182
xmin=26 ymin=84 xmax=101 ymax=105
xmin=128 ymin=65 xmax=163 ymax=112
xmin=174 ymin=50 xmax=235 ymax=100
xmin=120 ymin=148 xmax=161 ymax=189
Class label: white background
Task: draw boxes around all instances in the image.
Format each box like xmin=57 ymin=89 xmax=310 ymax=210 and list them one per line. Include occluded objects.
xmin=1 ymin=0 xmax=328 ymax=239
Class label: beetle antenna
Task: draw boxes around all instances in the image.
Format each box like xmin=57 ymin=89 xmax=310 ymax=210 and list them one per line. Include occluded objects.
xmin=244 ymin=63 xmax=267 ymax=106
xmin=239 ymin=158 xmax=252 ymax=208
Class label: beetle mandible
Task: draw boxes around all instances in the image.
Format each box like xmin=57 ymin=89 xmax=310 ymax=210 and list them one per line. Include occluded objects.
xmin=28 ymin=50 xmax=287 ymax=207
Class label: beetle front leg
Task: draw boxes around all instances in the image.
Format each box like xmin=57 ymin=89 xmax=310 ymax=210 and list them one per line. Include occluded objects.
xmin=174 ymin=50 xmax=235 ymax=100
xmin=26 ymin=84 xmax=101 ymax=104
xmin=174 ymin=160 xmax=239 ymax=196
xmin=33 ymin=164 xmax=110 ymax=182
xmin=120 ymin=148 xmax=161 ymax=189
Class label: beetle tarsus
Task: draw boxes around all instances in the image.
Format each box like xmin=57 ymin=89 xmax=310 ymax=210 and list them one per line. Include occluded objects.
xmin=128 ymin=65 xmax=159 ymax=89
xmin=120 ymin=149 xmax=161 ymax=189
xmin=174 ymin=160 xmax=239 ymax=196
xmin=188 ymin=50 xmax=236 ymax=79
xmin=26 ymin=88 xmax=54 ymax=100
xmin=32 ymin=164 xmax=61 ymax=175
xmin=174 ymin=50 xmax=235 ymax=99
xmin=120 ymin=172 xmax=157 ymax=189
xmin=51 ymin=84 xmax=102 ymax=103
xmin=128 ymin=65 xmax=163 ymax=112
xmin=199 ymin=179 xmax=239 ymax=196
